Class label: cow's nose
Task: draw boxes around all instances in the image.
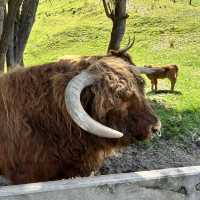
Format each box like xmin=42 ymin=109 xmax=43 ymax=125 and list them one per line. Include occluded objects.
xmin=151 ymin=120 xmax=162 ymax=137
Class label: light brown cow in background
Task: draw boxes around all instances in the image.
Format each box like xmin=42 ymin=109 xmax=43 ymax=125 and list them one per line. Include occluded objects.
xmin=144 ymin=64 xmax=179 ymax=92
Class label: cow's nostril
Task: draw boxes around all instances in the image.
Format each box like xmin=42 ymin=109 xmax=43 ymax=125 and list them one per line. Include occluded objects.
xmin=151 ymin=127 xmax=161 ymax=136
xmin=152 ymin=127 xmax=159 ymax=134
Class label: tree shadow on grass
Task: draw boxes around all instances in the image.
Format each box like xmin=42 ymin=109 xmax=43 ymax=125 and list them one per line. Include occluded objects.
xmin=147 ymin=90 xmax=182 ymax=96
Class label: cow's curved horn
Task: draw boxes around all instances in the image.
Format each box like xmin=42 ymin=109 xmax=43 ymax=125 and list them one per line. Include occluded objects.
xmin=65 ymin=71 xmax=123 ymax=138
xmin=119 ymin=36 xmax=135 ymax=53
xmin=130 ymin=66 xmax=162 ymax=74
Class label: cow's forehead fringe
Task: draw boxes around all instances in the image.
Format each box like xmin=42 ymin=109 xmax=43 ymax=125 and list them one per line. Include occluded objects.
xmin=87 ymin=57 xmax=141 ymax=99
xmin=88 ymin=57 xmax=134 ymax=78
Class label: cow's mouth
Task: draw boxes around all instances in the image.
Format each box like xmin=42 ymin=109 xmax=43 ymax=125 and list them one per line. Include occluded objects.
xmin=131 ymin=120 xmax=162 ymax=141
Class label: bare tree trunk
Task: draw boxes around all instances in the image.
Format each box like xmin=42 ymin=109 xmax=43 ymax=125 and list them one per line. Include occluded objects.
xmin=189 ymin=0 xmax=192 ymax=5
xmin=6 ymin=0 xmax=39 ymax=69
xmin=0 ymin=0 xmax=6 ymax=71
xmin=6 ymin=23 xmax=15 ymax=67
xmin=0 ymin=0 xmax=5 ymax=37
xmin=15 ymin=0 xmax=39 ymax=65
xmin=108 ymin=0 xmax=128 ymax=51
xmin=0 ymin=0 xmax=23 ymax=71
xmin=103 ymin=0 xmax=128 ymax=52
xmin=6 ymin=7 xmax=20 ymax=68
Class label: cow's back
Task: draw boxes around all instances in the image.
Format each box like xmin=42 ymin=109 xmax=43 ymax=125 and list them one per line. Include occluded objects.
xmin=0 ymin=61 xmax=89 ymax=183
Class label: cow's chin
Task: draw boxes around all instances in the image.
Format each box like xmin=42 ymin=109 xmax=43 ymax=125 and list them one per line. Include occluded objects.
xmin=123 ymin=124 xmax=148 ymax=140
xmin=134 ymin=127 xmax=156 ymax=141
xmin=117 ymin=132 xmax=149 ymax=147
xmin=135 ymin=133 xmax=151 ymax=141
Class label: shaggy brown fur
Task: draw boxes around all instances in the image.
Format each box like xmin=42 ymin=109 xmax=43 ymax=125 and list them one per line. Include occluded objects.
xmin=0 ymin=54 xmax=160 ymax=184
xmin=144 ymin=64 xmax=179 ymax=91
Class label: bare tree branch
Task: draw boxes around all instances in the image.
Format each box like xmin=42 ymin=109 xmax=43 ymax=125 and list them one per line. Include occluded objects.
xmin=102 ymin=0 xmax=113 ymax=20
xmin=107 ymin=1 xmax=113 ymax=16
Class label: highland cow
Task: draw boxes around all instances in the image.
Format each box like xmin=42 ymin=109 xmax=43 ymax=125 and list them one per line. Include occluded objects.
xmin=144 ymin=64 xmax=179 ymax=92
xmin=0 ymin=45 xmax=161 ymax=185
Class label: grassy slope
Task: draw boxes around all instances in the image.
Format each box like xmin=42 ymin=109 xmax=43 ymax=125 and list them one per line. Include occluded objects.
xmin=25 ymin=0 xmax=200 ymax=139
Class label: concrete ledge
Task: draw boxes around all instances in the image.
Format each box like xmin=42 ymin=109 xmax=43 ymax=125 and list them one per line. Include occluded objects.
xmin=0 ymin=166 xmax=200 ymax=200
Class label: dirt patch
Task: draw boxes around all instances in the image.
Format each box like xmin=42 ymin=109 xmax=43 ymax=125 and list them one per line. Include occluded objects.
xmin=99 ymin=135 xmax=200 ymax=175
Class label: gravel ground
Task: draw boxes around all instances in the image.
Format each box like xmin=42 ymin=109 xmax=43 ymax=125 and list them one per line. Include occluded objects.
xmin=99 ymin=135 xmax=200 ymax=175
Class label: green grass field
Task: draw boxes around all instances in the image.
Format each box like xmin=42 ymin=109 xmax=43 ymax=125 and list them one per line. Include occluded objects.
xmin=25 ymin=0 xmax=200 ymax=139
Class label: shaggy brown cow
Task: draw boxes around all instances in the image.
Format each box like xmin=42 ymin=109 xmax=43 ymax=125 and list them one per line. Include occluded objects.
xmin=0 ymin=48 xmax=161 ymax=185
xmin=143 ymin=64 xmax=179 ymax=92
